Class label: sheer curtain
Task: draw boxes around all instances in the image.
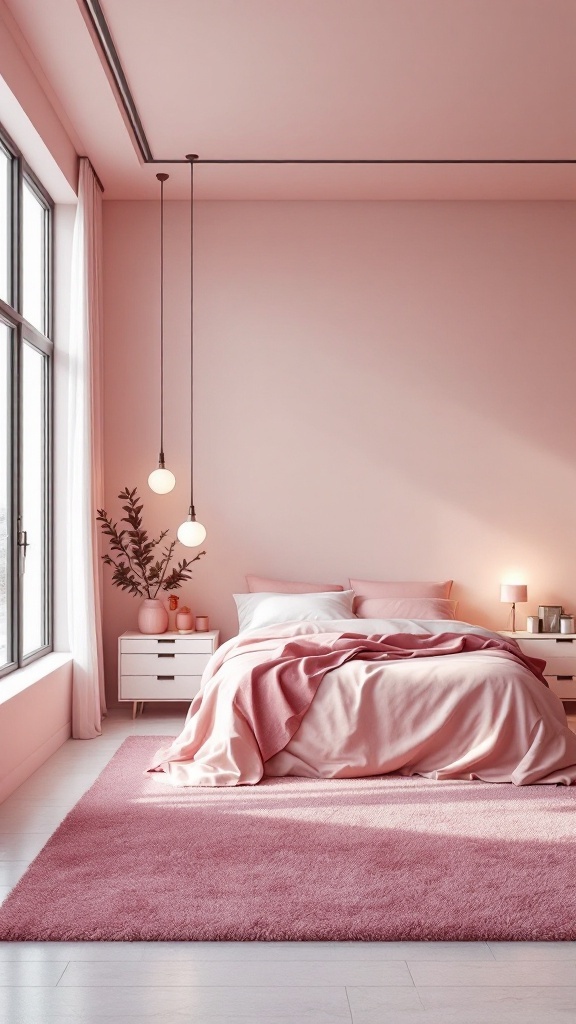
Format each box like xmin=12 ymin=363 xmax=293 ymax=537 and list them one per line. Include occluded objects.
xmin=67 ymin=158 xmax=107 ymax=738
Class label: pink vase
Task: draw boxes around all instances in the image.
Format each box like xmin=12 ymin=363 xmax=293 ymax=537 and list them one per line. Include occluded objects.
xmin=138 ymin=598 xmax=169 ymax=635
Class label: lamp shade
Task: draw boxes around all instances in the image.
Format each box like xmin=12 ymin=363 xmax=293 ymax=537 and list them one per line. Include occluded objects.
xmin=500 ymin=584 xmax=528 ymax=604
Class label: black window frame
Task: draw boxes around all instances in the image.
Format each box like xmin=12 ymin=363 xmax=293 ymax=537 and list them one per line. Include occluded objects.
xmin=0 ymin=122 xmax=53 ymax=677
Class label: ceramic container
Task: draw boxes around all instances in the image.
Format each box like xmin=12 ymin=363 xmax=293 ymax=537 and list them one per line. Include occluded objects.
xmin=138 ymin=598 xmax=169 ymax=635
xmin=176 ymin=606 xmax=195 ymax=632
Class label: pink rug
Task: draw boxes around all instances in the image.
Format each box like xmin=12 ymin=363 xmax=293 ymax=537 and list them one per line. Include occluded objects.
xmin=1 ymin=736 xmax=575 ymax=941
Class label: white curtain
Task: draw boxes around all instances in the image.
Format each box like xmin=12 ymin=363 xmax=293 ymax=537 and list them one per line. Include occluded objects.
xmin=67 ymin=158 xmax=107 ymax=738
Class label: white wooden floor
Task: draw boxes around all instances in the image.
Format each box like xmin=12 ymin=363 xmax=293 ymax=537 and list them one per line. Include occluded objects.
xmin=0 ymin=707 xmax=575 ymax=1024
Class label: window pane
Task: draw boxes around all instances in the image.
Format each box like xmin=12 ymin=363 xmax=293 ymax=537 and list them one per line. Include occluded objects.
xmin=22 ymin=181 xmax=47 ymax=333
xmin=0 ymin=323 xmax=12 ymax=669
xmin=22 ymin=341 xmax=47 ymax=657
xmin=0 ymin=147 xmax=9 ymax=304
xmin=0 ymin=124 xmax=53 ymax=676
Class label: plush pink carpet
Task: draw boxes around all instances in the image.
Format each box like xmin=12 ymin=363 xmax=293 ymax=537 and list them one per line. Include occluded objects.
xmin=1 ymin=735 xmax=575 ymax=941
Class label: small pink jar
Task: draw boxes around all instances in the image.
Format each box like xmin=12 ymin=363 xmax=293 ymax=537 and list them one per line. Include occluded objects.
xmin=175 ymin=606 xmax=194 ymax=632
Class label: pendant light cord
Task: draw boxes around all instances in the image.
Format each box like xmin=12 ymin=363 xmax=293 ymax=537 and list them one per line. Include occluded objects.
xmin=187 ymin=155 xmax=198 ymax=513
xmin=156 ymin=172 xmax=169 ymax=464
xmin=160 ymin=176 xmax=164 ymax=460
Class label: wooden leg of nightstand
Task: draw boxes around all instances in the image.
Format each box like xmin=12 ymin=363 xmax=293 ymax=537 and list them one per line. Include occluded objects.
xmin=132 ymin=701 xmax=137 ymax=720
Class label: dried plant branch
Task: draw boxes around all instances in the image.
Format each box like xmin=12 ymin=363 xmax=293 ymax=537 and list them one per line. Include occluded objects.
xmin=97 ymin=488 xmax=205 ymax=599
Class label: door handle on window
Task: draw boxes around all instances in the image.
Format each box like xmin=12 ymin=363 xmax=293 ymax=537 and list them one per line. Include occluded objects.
xmin=17 ymin=526 xmax=29 ymax=573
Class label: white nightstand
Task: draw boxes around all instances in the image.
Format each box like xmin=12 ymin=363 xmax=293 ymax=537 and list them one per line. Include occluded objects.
xmin=118 ymin=630 xmax=220 ymax=718
xmin=501 ymin=631 xmax=576 ymax=702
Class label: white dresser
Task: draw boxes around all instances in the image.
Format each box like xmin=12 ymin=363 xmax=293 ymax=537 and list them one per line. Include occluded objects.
xmin=501 ymin=631 xmax=576 ymax=702
xmin=118 ymin=630 xmax=220 ymax=717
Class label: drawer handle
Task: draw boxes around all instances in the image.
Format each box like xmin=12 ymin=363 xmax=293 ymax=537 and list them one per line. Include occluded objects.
xmin=557 ymin=675 xmax=574 ymax=681
xmin=556 ymin=639 xmax=574 ymax=643
xmin=157 ymin=638 xmax=175 ymax=644
xmin=157 ymin=675 xmax=175 ymax=681
xmin=158 ymin=653 xmax=175 ymax=658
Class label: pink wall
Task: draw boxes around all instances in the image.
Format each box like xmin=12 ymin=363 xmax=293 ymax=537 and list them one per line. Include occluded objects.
xmin=0 ymin=658 xmax=72 ymax=802
xmin=102 ymin=200 xmax=576 ymax=704
xmin=0 ymin=0 xmax=78 ymax=197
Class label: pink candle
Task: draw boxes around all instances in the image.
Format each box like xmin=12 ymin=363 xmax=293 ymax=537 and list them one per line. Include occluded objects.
xmin=195 ymin=615 xmax=209 ymax=632
xmin=176 ymin=606 xmax=194 ymax=632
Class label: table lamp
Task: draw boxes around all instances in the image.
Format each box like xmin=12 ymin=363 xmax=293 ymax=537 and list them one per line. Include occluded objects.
xmin=500 ymin=584 xmax=528 ymax=632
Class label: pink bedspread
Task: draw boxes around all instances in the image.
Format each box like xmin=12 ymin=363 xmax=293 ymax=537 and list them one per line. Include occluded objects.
xmin=148 ymin=621 xmax=576 ymax=787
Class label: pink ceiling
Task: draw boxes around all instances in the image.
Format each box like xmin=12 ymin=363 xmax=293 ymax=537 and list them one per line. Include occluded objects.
xmin=4 ymin=0 xmax=576 ymax=199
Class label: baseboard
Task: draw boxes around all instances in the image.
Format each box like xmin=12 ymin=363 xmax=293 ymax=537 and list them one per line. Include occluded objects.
xmin=0 ymin=721 xmax=71 ymax=804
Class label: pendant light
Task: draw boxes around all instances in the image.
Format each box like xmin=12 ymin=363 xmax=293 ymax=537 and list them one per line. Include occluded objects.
xmin=177 ymin=154 xmax=207 ymax=546
xmin=148 ymin=172 xmax=176 ymax=494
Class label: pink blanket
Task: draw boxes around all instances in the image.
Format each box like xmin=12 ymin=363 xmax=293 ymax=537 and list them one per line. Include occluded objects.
xmin=148 ymin=625 xmax=576 ymax=787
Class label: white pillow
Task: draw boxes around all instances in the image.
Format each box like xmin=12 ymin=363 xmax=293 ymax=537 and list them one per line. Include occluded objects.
xmin=234 ymin=591 xmax=356 ymax=633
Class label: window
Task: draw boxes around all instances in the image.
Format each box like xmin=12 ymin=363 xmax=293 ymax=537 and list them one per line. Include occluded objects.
xmin=0 ymin=321 xmax=11 ymax=671
xmin=0 ymin=125 xmax=53 ymax=676
xmin=0 ymin=145 xmax=9 ymax=303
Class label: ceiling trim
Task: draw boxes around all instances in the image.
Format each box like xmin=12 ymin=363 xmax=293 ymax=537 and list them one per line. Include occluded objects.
xmin=148 ymin=158 xmax=576 ymax=165
xmin=80 ymin=0 xmax=576 ymax=168
xmin=81 ymin=0 xmax=152 ymax=162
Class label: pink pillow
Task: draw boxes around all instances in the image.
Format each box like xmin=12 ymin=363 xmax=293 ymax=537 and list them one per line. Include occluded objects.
xmin=246 ymin=574 xmax=343 ymax=594
xmin=354 ymin=597 xmax=457 ymax=620
xmin=349 ymin=579 xmax=453 ymax=599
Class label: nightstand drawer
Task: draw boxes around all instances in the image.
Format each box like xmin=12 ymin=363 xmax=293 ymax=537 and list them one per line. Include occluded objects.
xmin=509 ymin=637 xmax=576 ymax=676
xmin=547 ymin=676 xmax=576 ymax=700
xmin=120 ymin=636 xmax=214 ymax=655
xmin=538 ymin=656 xmax=576 ymax=676
xmin=119 ymin=675 xmax=203 ymax=700
xmin=121 ymin=652 xmax=211 ymax=676
xmin=515 ymin=639 xmax=576 ymax=659
xmin=501 ymin=633 xmax=576 ymax=703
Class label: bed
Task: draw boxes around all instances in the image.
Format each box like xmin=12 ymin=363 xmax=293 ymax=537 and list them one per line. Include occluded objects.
xmin=148 ymin=584 xmax=576 ymax=788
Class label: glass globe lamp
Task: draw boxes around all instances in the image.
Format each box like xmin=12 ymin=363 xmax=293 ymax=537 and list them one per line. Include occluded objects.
xmin=148 ymin=464 xmax=176 ymax=494
xmin=177 ymin=509 xmax=206 ymax=547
